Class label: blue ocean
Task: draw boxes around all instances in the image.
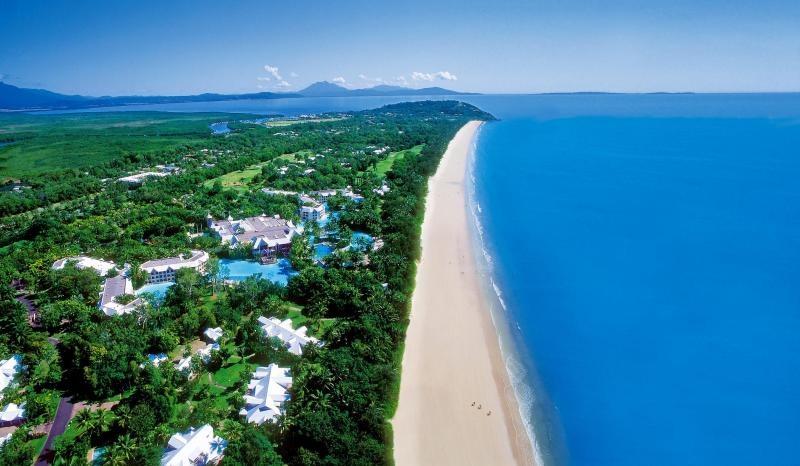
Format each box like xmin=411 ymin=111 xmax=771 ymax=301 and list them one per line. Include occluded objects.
xmin=469 ymin=94 xmax=800 ymax=466
xmin=43 ymin=93 xmax=800 ymax=465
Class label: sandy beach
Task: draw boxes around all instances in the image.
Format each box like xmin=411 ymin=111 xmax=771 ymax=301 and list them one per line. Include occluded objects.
xmin=393 ymin=121 xmax=536 ymax=466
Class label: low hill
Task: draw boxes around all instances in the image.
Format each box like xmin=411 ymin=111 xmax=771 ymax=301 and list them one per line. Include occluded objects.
xmin=0 ymin=81 xmax=476 ymax=111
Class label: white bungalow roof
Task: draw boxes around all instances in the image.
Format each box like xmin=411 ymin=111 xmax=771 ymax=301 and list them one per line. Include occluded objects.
xmin=51 ymin=256 xmax=116 ymax=276
xmin=0 ymin=356 xmax=21 ymax=396
xmin=257 ymin=316 xmax=320 ymax=356
xmin=0 ymin=402 xmax=25 ymax=422
xmin=161 ymin=424 xmax=226 ymax=466
xmin=203 ymin=327 xmax=223 ymax=342
xmin=239 ymin=364 xmax=292 ymax=425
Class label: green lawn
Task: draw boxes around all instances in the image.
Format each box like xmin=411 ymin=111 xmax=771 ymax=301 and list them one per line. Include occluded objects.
xmin=0 ymin=112 xmax=257 ymax=179
xmin=202 ymin=161 xmax=270 ymax=192
xmin=212 ymin=357 xmax=251 ymax=387
xmin=373 ymin=144 xmax=424 ymax=178
xmin=286 ymin=306 xmax=337 ymax=337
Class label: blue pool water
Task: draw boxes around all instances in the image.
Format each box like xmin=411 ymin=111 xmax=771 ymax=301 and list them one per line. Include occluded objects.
xmin=350 ymin=232 xmax=373 ymax=251
xmin=220 ymin=258 xmax=296 ymax=285
xmin=471 ymin=96 xmax=800 ymax=466
xmin=314 ymin=243 xmax=334 ymax=260
xmin=135 ymin=282 xmax=174 ymax=299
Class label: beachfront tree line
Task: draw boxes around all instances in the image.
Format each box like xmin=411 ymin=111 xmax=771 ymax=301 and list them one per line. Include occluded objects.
xmin=0 ymin=101 xmax=493 ymax=465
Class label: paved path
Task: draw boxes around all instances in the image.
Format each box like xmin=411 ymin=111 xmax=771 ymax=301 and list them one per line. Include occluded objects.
xmin=12 ymin=282 xmax=70 ymax=466
xmin=34 ymin=397 xmax=74 ymax=466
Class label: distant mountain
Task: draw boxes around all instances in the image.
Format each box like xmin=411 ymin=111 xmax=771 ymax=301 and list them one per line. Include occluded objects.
xmin=0 ymin=82 xmax=301 ymax=111
xmin=298 ymin=81 xmax=475 ymax=97
xmin=0 ymin=82 xmax=90 ymax=110
xmin=0 ymin=80 xmax=475 ymax=111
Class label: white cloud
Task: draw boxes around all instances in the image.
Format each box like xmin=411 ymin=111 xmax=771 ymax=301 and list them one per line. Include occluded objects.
xmin=358 ymin=74 xmax=388 ymax=85
xmin=331 ymin=76 xmax=347 ymax=85
xmin=264 ymin=65 xmax=283 ymax=81
xmin=411 ymin=71 xmax=458 ymax=82
xmin=260 ymin=65 xmax=292 ymax=90
xmin=290 ymin=71 xmax=299 ymax=78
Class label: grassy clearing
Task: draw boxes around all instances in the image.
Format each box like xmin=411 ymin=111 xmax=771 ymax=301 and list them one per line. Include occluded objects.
xmin=374 ymin=144 xmax=424 ymax=178
xmin=202 ymin=161 xmax=270 ymax=192
xmin=286 ymin=306 xmax=337 ymax=337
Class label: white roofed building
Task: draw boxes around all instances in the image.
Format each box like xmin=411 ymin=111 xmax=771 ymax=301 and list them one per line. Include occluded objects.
xmin=52 ymin=256 xmax=117 ymax=276
xmin=257 ymin=316 xmax=320 ymax=356
xmin=298 ymin=194 xmax=327 ymax=222
xmin=0 ymin=356 xmax=21 ymax=399
xmin=239 ymin=364 xmax=292 ymax=425
xmin=140 ymin=250 xmax=209 ymax=284
xmin=0 ymin=402 xmax=25 ymax=427
xmin=98 ymin=275 xmax=143 ymax=317
xmin=203 ymin=327 xmax=223 ymax=343
xmin=161 ymin=424 xmax=226 ymax=466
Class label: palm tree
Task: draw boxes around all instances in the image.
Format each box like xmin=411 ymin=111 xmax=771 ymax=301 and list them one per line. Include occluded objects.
xmin=104 ymin=434 xmax=137 ymax=466
xmin=73 ymin=408 xmax=95 ymax=437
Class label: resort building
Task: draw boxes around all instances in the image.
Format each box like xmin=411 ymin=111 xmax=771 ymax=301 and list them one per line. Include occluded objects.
xmin=203 ymin=327 xmax=223 ymax=343
xmin=161 ymin=424 xmax=226 ymax=466
xmin=262 ymin=188 xmax=298 ymax=197
xmin=298 ymin=194 xmax=327 ymax=222
xmin=0 ymin=356 xmax=20 ymax=398
xmin=140 ymin=250 xmax=209 ymax=284
xmin=258 ymin=316 xmax=320 ymax=356
xmin=312 ymin=189 xmax=338 ymax=201
xmin=118 ymin=165 xmax=179 ymax=185
xmin=98 ymin=275 xmax=143 ymax=317
xmin=310 ymin=187 xmax=364 ymax=203
xmin=0 ymin=403 xmax=25 ymax=428
xmin=51 ymin=256 xmax=117 ymax=276
xmin=207 ymin=214 xmax=298 ymax=258
xmin=117 ymin=171 xmax=170 ymax=185
xmin=239 ymin=364 xmax=292 ymax=425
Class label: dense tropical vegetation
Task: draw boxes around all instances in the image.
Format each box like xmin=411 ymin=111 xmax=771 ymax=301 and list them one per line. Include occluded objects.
xmin=0 ymin=100 xmax=493 ymax=465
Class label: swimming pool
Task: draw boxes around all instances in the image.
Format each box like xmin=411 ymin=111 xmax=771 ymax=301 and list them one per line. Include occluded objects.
xmin=314 ymin=243 xmax=334 ymax=260
xmin=220 ymin=258 xmax=297 ymax=285
xmin=135 ymin=282 xmax=174 ymax=299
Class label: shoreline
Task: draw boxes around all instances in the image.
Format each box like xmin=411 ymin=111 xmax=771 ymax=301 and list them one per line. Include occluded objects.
xmin=393 ymin=121 xmax=537 ymax=465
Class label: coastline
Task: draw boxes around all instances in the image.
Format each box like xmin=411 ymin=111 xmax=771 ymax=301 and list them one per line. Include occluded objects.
xmin=393 ymin=121 xmax=537 ymax=466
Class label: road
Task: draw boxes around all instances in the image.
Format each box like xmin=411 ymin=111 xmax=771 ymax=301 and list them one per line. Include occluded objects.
xmin=11 ymin=280 xmax=70 ymax=466
xmin=33 ymin=397 xmax=74 ymax=466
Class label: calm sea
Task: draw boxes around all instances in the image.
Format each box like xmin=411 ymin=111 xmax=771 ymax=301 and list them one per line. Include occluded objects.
xmin=470 ymin=94 xmax=800 ymax=466
xmin=42 ymin=93 xmax=800 ymax=465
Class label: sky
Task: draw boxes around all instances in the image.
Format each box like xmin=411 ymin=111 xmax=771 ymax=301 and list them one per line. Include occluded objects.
xmin=1 ymin=0 xmax=798 ymax=95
